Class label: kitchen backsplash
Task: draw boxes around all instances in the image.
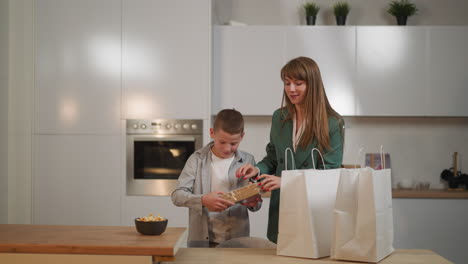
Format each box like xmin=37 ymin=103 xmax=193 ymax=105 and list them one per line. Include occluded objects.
xmin=240 ymin=116 xmax=468 ymax=189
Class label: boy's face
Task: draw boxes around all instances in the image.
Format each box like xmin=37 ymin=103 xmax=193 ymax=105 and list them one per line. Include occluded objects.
xmin=210 ymin=128 xmax=244 ymax=159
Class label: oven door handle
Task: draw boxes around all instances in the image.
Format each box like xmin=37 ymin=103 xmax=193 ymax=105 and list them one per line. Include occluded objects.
xmin=130 ymin=135 xmax=197 ymax=142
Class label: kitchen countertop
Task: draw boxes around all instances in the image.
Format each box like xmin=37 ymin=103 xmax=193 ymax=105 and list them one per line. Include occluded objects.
xmin=392 ymin=189 xmax=468 ymax=199
xmin=0 ymin=224 xmax=187 ymax=263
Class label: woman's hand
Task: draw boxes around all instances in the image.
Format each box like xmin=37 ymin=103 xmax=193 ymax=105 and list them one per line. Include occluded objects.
xmin=257 ymin=174 xmax=281 ymax=192
xmin=235 ymin=164 xmax=259 ymax=180
xmin=201 ymin=192 xmax=235 ymax=212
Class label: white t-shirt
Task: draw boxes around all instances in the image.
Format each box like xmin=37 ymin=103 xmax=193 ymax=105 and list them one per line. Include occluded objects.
xmin=210 ymin=152 xmax=233 ymax=193
xmin=208 ymin=151 xmax=235 ymax=243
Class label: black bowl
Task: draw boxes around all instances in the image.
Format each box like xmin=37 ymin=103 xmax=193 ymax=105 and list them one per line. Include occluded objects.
xmin=134 ymin=218 xmax=168 ymax=235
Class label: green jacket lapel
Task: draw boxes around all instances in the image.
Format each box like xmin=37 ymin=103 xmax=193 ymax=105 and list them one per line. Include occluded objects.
xmin=278 ymin=117 xmax=295 ymax=170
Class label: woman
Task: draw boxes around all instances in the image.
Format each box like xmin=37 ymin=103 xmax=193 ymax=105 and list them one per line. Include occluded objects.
xmin=235 ymin=56 xmax=344 ymax=243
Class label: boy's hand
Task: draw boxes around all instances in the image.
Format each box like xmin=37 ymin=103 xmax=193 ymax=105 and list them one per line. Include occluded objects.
xmin=202 ymin=192 xmax=235 ymax=212
xmin=236 ymin=164 xmax=260 ymax=180
xmin=241 ymin=194 xmax=262 ymax=208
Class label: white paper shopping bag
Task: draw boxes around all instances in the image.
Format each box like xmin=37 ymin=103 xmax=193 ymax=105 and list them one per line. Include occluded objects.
xmin=277 ymin=149 xmax=341 ymax=259
xmin=331 ymin=162 xmax=394 ymax=262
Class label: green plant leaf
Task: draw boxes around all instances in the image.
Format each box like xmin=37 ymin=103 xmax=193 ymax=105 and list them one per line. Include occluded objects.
xmin=387 ymin=0 xmax=418 ymax=17
xmin=303 ymin=2 xmax=320 ymax=17
xmin=333 ymin=1 xmax=350 ymax=17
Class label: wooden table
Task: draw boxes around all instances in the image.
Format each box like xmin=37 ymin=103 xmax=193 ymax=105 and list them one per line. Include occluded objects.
xmin=0 ymin=224 xmax=187 ymax=264
xmin=0 ymin=225 xmax=453 ymax=264
xmin=172 ymin=248 xmax=452 ymax=264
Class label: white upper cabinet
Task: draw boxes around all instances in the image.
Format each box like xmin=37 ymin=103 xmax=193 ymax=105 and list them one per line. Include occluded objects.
xmin=427 ymin=27 xmax=468 ymax=116
xmin=122 ymin=0 xmax=210 ymax=119
xmin=35 ymin=0 xmax=121 ymax=134
xmin=215 ymin=26 xmax=467 ymax=117
xmin=356 ymin=27 xmax=428 ymax=116
xmin=214 ymin=26 xmax=356 ymax=116
xmin=285 ymin=27 xmax=356 ymax=116
xmin=213 ymin=26 xmax=285 ymax=116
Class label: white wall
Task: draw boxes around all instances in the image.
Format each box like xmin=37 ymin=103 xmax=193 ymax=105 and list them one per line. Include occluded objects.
xmin=242 ymin=117 xmax=468 ymax=189
xmin=214 ymin=0 xmax=468 ymax=26
xmin=0 ymin=0 xmax=9 ymax=224
xmin=343 ymin=117 xmax=468 ymax=189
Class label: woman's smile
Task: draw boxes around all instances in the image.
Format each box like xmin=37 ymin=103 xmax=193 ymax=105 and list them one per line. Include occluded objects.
xmin=284 ymin=77 xmax=307 ymax=105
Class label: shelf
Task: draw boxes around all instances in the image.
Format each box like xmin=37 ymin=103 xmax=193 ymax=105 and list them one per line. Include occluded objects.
xmin=392 ymin=189 xmax=468 ymax=199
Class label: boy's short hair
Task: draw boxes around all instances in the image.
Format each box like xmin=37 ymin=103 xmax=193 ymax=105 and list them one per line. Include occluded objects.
xmin=213 ymin=109 xmax=244 ymax=135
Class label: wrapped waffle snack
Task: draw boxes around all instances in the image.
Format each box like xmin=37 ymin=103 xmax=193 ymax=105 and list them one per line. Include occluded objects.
xmin=219 ymin=184 xmax=262 ymax=203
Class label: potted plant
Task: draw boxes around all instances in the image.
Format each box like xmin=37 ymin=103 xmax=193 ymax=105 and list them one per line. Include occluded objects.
xmin=333 ymin=2 xmax=350 ymax=26
xmin=303 ymin=2 xmax=320 ymax=25
xmin=387 ymin=0 xmax=418 ymax=26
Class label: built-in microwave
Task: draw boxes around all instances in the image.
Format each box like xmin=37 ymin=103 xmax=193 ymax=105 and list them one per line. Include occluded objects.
xmin=126 ymin=119 xmax=203 ymax=196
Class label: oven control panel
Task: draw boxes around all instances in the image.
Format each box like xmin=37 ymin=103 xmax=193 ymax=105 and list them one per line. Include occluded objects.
xmin=126 ymin=119 xmax=203 ymax=135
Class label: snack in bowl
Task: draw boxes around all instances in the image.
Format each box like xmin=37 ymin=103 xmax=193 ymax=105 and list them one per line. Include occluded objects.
xmin=135 ymin=213 xmax=168 ymax=235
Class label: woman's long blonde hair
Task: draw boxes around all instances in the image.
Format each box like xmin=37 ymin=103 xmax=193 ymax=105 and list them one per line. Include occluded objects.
xmin=280 ymin=57 xmax=343 ymax=152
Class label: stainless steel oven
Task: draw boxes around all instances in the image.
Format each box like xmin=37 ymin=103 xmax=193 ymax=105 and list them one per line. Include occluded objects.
xmin=126 ymin=119 xmax=203 ymax=196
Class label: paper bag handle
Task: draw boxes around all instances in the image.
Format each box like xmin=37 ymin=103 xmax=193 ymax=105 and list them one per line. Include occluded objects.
xmin=380 ymin=145 xmax=386 ymax=169
xmin=284 ymin=148 xmax=296 ymax=170
xmin=311 ymin=148 xmax=326 ymax=170
xmin=354 ymin=147 xmax=365 ymax=169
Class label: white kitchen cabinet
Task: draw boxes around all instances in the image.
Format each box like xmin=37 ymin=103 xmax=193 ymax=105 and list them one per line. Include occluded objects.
xmin=427 ymin=27 xmax=468 ymax=116
xmin=286 ymin=27 xmax=356 ymax=116
xmin=393 ymin=199 xmax=468 ymax=264
xmin=215 ymin=26 xmax=468 ymax=117
xmin=33 ymin=135 xmax=121 ymax=225
xmin=214 ymin=26 xmax=356 ymax=116
xmin=356 ymin=27 xmax=429 ymax=116
xmin=213 ymin=26 xmax=286 ymax=116
xmin=122 ymin=0 xmax=210 ymax=120
xmin=35 ymin=0 xmax=121 ymax=134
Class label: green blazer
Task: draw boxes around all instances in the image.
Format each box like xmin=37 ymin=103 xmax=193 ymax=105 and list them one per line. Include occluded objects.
xmin=256 ymin=108 xmax=344 ymax=243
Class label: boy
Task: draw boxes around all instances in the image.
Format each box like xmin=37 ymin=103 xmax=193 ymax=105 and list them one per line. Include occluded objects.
xmin=171 ymin=109 xmax=262 ymax=248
